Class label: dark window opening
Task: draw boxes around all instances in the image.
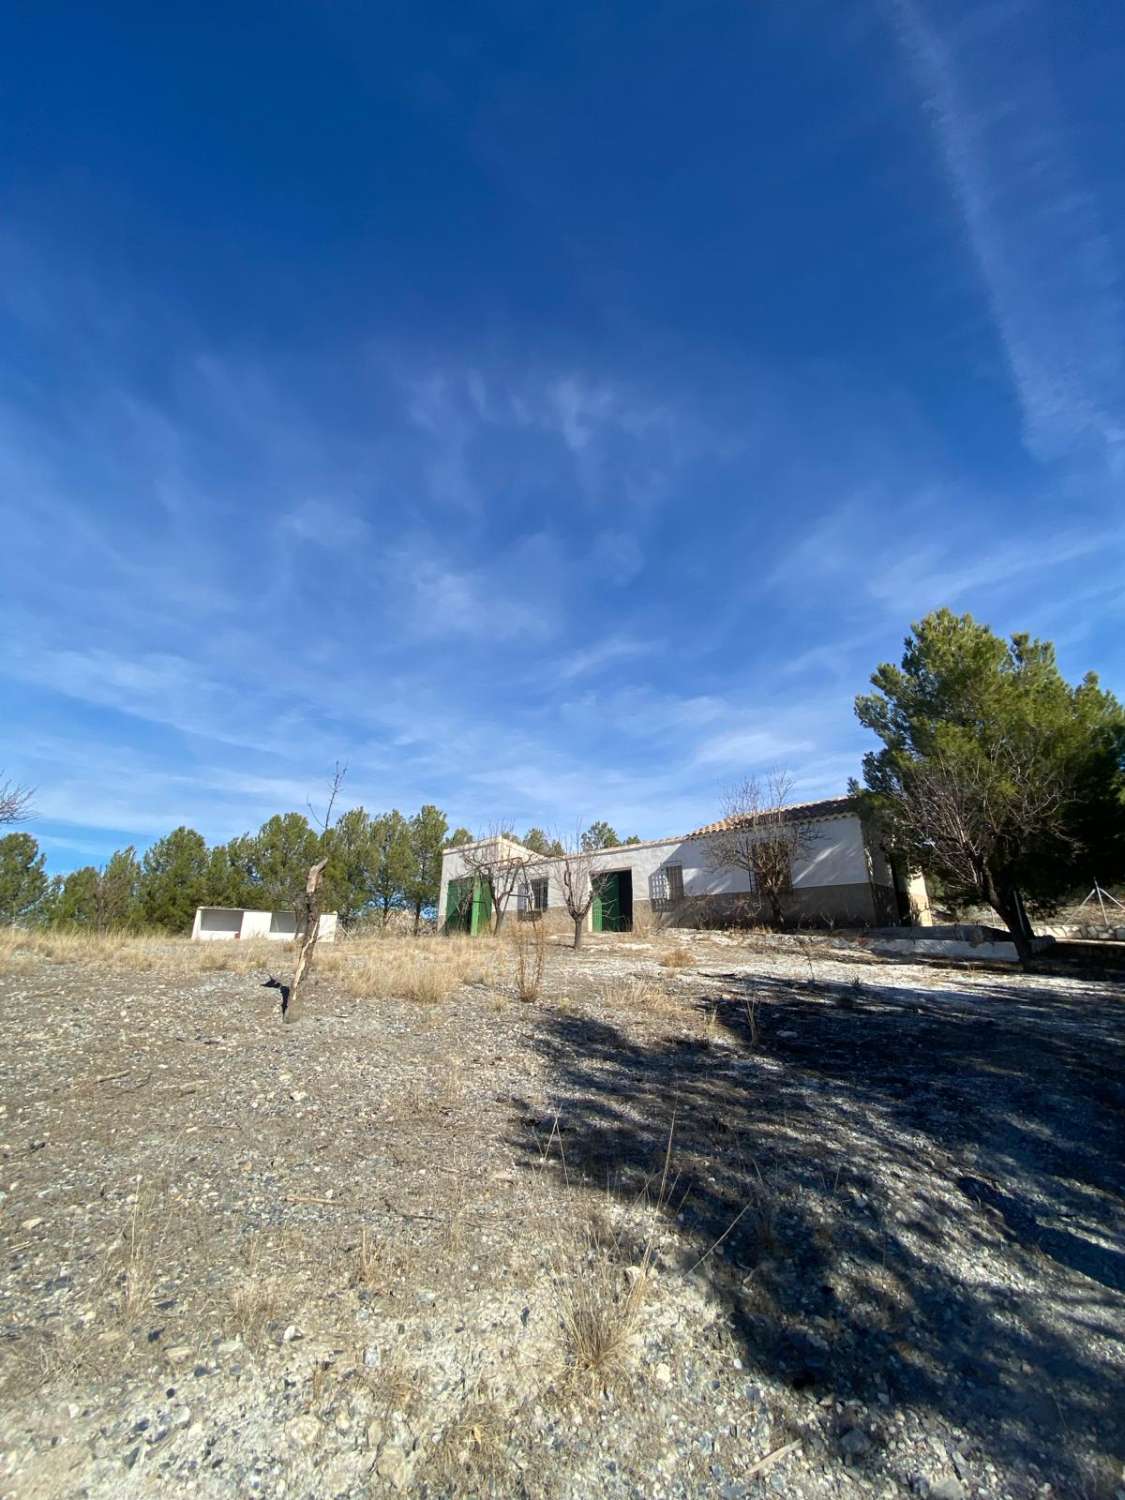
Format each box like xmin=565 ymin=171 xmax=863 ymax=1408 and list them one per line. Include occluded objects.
xmin=520 ymin=876 xmax=549 ymax=919
xmin=650 ymin=864 xmax=684 ymax=911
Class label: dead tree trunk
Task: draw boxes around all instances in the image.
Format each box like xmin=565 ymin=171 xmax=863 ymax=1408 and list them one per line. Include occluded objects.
xmin=284 ymin=857 xmax=329 ymax=1024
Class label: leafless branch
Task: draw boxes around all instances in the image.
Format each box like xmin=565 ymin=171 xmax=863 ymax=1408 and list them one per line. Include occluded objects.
xmin=557 ymin=826 xmax=614 ymax=949
xmin=457 ymin=827 xmax=539 ymax=934
xmin=708 ymin=770 xmax=815 ymax=926
xmin=307 ymin=761 xmax=348 ymax=835
xmin=0 ymin=776 xmax=34 ymax=826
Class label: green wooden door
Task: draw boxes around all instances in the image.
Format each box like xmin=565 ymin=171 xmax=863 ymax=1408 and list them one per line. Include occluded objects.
xmin=596 ymin=873 xmax=623 ymax=932
xmin=592 ymin=886 xmax=603 ymax=933
xmin=470 ymin=878 xmax=492 ymax=936
xmin=445 ymin=877 xmax=472 ymax=933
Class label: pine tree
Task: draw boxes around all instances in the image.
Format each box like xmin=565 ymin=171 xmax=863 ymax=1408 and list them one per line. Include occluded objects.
xmin=855 ymin=609 xmax=1125 ymax=963
xmin=0 ymin=833 xmax=48 ymax=924
xmin=140 ymin=827 xmax=209 ymax=933
xmin=404 ymin=805 xmax=448 ymax=933
xmin=369 ymin=811 xmax=413 ymax=926
xmin=248 ymin=814 xmax=320 ymax=911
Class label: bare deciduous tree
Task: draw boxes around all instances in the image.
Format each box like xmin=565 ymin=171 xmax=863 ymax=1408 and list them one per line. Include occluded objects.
xmin=558 ymin=831 xmax=614 ymax=949
xmin=708 ymin=771 xmax=815 ymax=927
xmin=456 ymin=828 xmax=538 ymax=934
xmin=0 ymin=775 xmax=34 ymax=826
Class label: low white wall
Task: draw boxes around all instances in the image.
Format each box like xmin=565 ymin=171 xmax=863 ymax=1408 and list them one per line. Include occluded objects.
xmin=867 ymin=933 xmax=1053 ymax=963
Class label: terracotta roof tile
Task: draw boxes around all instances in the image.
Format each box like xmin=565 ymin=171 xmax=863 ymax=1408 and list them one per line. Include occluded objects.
xmin=687 ymin=795 xmax=857 ymax=838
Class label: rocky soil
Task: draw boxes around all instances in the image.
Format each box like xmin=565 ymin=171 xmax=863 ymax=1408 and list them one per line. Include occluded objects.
xmin=1 ymin=932 xmax=1123 ymax=1500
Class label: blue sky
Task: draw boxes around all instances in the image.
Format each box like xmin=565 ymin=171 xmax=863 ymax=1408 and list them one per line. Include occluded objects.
xmin=3 ymin=0 xmax=1124 ymax=872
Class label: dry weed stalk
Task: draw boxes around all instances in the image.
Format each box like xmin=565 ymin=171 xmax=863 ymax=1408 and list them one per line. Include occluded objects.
xmin=348 ymin=1226 xmax=385 ymax=1290
xmin=745 ymin=994 xmax=761 ymax=1046
xmin=229 ymin=1237 xmax=283 ymax=1348
xmin=513 ymin=916 xmax=547 ymax=1002
xmin=555 ymin=1118 xmax=675 ymax=1393
xmin=106 ymin=1179 xmax=165 ymax=1325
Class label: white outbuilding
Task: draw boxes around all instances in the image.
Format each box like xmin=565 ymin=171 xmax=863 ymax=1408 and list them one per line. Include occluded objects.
xmin=190 ymin=907 xmax=338 ymax=942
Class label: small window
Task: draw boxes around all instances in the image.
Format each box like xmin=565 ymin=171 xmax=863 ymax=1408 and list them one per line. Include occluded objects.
xmin=519 ymin=876 xmax=549 ymax=918
xmin=649 ymin=864 xmax=684 ymax=911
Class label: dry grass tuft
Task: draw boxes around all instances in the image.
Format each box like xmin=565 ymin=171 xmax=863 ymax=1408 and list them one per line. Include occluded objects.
xmin=228 ymin=1237 xmax=283 ymax=1348
xmin=0 ymin=926 xmax=516 ymax=1000
xmin=103 ymin=1181 xmax=166 ymax=1325
xmin=347 ymin=1227 xmax=388 ymax=1291
xmin=0 ymin=927 xmax=289 ymax=976
xmin=594 ymin=975 xmax=688 ymax=1021
xmin=423 ymin=1398 xmax=514 ymax=1494
xmin=553 ymin=1124 xmax=674 ymax=1394
xmin=658 ymin=946 xmax=695 ymax=969
xmin=557 ymin=1226 xmax=650 ymax=1391
xmin=229 ymin=1278 xmax=282 ymax=1348
xmin=597 ymin=975 xmax=658 ymax=1008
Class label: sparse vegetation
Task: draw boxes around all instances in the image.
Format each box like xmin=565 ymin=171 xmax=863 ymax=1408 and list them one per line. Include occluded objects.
xmin=658 ymin=945 xmax=694 ymax=968
xmin=110 ymin=1181 xmax=162 ymax=1325
xmin=556 ymin=1221 xmax=650 ymax=1391
xmin=513 ymin=914 xmax=548 ymax=1001
xmin=1 ymin=920 xmax=1120 ymax=1500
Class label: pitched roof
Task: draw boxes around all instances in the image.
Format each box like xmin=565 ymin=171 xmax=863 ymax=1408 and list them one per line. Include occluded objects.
xmin=687 ymin=795 xmax=857 ymax=838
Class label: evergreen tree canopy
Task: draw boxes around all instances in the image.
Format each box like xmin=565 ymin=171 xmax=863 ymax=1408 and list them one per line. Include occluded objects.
xmin=321 ymin=807 xmax=375 ymax=927
xmin=369 ymin=810 xmax=413 ymax=924
xmin=205 ymin=841 xmax=256 ymax=910
xmin=0 ymin=833 xmax=48 ymax=923
xmin=580 ymin=821 xmax=621 ymax=851
xmin=140 ymin=826 xmax=209 ymax=932
xmin=99 ymin=846 xmax=142 ymax=930
xmin=521 ymin=827 xmax=565 ymax=856
xmin=854 ymin=609 xmax=1125 ymax=959
xmin=248 ymin=813 xmax=321 ymax=910
xmin=54 ymin=866 xmax=99 ymax=927
xmin=404 ymin=804 xmax=448 ymax=931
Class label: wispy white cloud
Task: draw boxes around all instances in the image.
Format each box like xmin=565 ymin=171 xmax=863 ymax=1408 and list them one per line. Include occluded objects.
xmin=557 ymin=636 xmax=653 ymax=681
xmin=692 ymin=725 xmax=817 ymax=770
xmin=278 ymin=498 xmax=372 ymax=546
xmin=892 ymin=0 xmax=1125 ymax=462
xmin=769 ymin=487 xmax=1110 ymax=620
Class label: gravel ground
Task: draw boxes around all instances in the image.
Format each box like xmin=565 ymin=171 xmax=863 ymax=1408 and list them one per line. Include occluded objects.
xmin=0 ymin=932 xmax=1122 ymax=1500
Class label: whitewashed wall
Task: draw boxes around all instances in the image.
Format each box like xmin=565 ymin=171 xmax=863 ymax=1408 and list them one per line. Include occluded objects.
xmin=191 ymin=908 xmax=338 ymax=942
xmin=438 ymin=816 xmax=873 ymax=927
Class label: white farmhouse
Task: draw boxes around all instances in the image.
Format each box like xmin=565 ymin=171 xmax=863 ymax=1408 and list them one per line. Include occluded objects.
xmin=439 ymin=797 xmax=929 ymax=935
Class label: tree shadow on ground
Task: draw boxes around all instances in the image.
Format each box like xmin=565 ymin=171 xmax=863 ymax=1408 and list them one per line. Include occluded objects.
xmin=508 ymin=970 xmax=1125 ymax=1496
